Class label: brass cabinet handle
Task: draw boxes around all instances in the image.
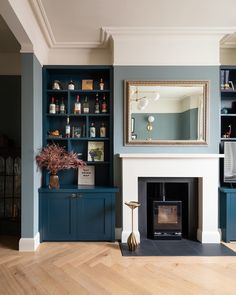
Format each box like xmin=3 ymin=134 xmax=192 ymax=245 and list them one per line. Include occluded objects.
xmin=71 ymin=193 xmax=77 ymax=198
xmin=77 ymin=193 xmax=83 ymax=198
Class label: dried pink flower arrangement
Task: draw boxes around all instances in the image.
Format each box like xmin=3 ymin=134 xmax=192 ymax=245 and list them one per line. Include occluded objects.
xmin=36 ymin=143 xmax=85 ymax=175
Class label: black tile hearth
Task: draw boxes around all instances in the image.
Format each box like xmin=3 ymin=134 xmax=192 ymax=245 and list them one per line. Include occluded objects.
xmin=120 ymin=238 xmax=236 ymax=256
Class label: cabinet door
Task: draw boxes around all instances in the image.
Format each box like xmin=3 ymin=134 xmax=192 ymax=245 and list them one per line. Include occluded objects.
xmin=75 ymin=193 xmax=115 ymax=241
xmin=40 ymin=193 xmax=75 ymax=241
xmin=229 ymin=195 xmax=236 ymax=240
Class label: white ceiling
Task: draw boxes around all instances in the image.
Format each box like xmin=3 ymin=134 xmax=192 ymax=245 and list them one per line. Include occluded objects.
xmin=1 ymin=0 xmax=236 ymax=54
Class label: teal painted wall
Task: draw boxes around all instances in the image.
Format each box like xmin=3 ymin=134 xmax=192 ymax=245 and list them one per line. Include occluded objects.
xmin=132 ymin=108 xmax=198 ymax=140
xmin=113 ymin=66 xmax=220 ymax=226
xmin=0 ymin=76 xmax=21 ymax=146
xmin=21 ymin=53 xmax=42 ymax=238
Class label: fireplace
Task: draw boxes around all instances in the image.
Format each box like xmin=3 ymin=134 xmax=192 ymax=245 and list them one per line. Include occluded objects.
xmin=152 ymin=200 xmax=182 ymax=239
xmin=144 ymin=178 xmax=198 ymax=240
xmin=120 ymin=153 xmax=222 ymax=244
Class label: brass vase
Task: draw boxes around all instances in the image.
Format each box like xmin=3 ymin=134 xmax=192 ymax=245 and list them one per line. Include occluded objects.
xmin=49 ymin=173 xmax=60 ymax=189
xmin=125 ymin=201 xmax=141 ymax=251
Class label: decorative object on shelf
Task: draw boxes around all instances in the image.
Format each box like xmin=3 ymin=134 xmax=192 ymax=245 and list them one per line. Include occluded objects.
xmin=74 ymin=95 xmax=81 ymax=114
xmin=101 ymin=94 xmax=107 ymax=113
xmin=221 ymin=108 xmax=228 ymax=114
xmin=49 ymin=97 xmax=56 ymax=114
xmin=82 ymin=79 xmax=93 ymax=90
xmin=59 ymin=98 xmax=66 ymax=114
xmin=229 ymin=81 xmax=235 ymax=91
xmin=78 ymin=165 xmax=95 ymax=185
xmin=48 ymin=130 xmax=62 ymax=138
xmin=100 ymin=122 xmax=106 ymax=137
xmin=36 ymin=143 xmax=85 ymax=189
xmin=52 ymin=80 xmax=62 ymax=90
xmin=72 ymin=126 xmax=81 ymax=138
xmin=65 ymin=116 xmax=71 ymax=138
xmin=223 ymin=124 xmax=232 ymax=138
xmin=125 ymin=201 xmax=141 ymax=251
xmin=83 ymin=96 xmax=90 ymax=113
xmin=99 ymin=78 xmax=104 ymax=90
xmin=94 ymin=93 xmax=100 ymax=113
xmin=87 ymin=141 xmax=104 ymax=162
xmin=89 ymin=122 xmax=96 ymax=138
xmin=68 ymin=80 xmax=75 ymax=90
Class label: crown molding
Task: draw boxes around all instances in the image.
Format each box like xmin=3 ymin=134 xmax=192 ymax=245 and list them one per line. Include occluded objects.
xmin=29 ymin=0 xmax=108 ymax=49
xmin=102 ymin=26 xmax=236 ymax=38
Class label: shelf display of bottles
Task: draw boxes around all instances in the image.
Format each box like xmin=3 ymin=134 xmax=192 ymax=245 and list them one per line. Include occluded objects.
xmin=220 ymin=66 xmax=236 ymax=141
xmin=43 ymin=66 xmax=113 ymax=186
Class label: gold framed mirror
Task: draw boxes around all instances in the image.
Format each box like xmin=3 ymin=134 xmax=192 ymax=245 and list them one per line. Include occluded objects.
xmin=124 ymin=80 xmax=209 ymax=145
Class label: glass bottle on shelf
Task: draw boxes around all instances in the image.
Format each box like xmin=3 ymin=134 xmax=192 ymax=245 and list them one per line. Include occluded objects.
xmin=68 ymin=80 xmax=75 ymax=90
xmin=94 ymin=93 xmax=100 ymax=113
xmin=74 ymin=95 xmax=81 ymax=114
xmin=99 ymin=78 xmax=104 ymax=90
xmin=60 ymin=98 xmax=65 ymax=114
xmin=101 ymin=94 xmax=107 ymax=113
xmin=89 ymin=122 xmax=96 ymax=138
xmin=100 ymin=122 xmax=106 ymax=137
xmin=49 ymin=97 xmax=56 ymax=114
xmin=65 ymin=116 xmax=71 ymax=138
xmin=55 ymin=99 xmax=59 ymax=114
xmin=83 ymin=96 xmax=89 ymax=113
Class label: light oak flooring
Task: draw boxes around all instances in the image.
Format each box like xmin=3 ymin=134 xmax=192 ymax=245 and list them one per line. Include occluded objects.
xmin=0 ymin=236 xmax=236 ymax=295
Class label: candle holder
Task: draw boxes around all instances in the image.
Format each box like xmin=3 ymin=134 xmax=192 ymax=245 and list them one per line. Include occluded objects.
xmin=125 ymin=201 xmax=141 ymax=251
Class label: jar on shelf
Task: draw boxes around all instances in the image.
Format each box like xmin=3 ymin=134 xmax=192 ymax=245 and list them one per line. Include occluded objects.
xmin=68 ymin=80 xmax=75 ymax=90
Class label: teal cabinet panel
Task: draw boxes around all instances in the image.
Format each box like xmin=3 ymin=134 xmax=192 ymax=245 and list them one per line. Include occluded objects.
xmin=219 ymin=188 xmax=236 ymax=242
xmin=39 ymin=188 xmax=117 ymax=241
xmin=76 ymin=193 xmax=115 ymax=240
xmin=40 ymin=192 xmax=75 ymax=240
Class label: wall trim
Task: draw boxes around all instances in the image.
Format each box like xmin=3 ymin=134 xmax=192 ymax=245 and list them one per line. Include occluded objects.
xmin=19 ymin=232 xmax=40 ymax=252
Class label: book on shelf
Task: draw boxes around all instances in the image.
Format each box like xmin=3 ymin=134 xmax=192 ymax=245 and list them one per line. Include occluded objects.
xmin=78 ymin=165 xmax=95 ymax=185
xmin=87 ymin=141 xmax=104 ymax=162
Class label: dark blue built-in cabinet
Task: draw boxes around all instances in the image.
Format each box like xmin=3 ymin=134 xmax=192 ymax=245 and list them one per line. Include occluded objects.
xmin=39 ymin=66 xmax=117 ymax=241
xmin=219 ymin=188 xmax=236 ymax=242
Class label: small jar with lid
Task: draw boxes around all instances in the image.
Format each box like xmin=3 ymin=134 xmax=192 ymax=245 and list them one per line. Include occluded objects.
xmin=68 ymin=80 xmax=75 ymax=90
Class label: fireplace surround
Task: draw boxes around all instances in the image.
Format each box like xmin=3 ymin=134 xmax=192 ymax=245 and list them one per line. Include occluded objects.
xmin=120 ymin=153 xmax=223 ymax=244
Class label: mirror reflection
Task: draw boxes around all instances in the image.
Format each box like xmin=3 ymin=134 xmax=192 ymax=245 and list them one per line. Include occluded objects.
xmin=125 ymin=81 xmax=208 ymax=145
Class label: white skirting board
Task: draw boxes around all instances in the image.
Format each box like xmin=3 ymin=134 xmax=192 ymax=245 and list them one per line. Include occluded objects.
xmin=19 ymin=232 xmax=40 ymax=252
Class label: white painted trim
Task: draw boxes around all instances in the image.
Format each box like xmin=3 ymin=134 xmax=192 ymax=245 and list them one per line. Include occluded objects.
xmin=197 ymin=229 xmax=221 ymax=243
xmin=119 ymin=153 xmax=224 ymax=159
xmin=103 ymin=26 xmax=236 ymax=37
xmin=19 ymin=232 xmax=40 ymax=252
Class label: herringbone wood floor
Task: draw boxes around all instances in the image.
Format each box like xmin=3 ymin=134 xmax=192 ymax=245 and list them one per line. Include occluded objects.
xmin=0 ymin=236 xmax=236 ymax=295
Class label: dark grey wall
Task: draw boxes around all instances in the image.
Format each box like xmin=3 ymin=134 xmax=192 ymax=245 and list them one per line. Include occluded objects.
xmin=113 ymin=66 xmax=220 ymax=227
xmin=0 ymin=76 xmax=21 ymax=146
xmin=132 ymin=108 xmax=198 ymax=140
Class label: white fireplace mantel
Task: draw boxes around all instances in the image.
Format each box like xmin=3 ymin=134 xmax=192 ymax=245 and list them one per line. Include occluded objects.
xmin=119 ymin=153 xmax=224 ymax=244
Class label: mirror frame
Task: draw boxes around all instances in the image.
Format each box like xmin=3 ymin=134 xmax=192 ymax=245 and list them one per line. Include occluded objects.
xmin=124 ymin=80 xmax=209 ymax=146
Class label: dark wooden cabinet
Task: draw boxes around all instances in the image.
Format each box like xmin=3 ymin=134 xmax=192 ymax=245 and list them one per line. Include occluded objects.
xmin=39 ymin=187 xmax=117 ymax=241
xmin=219 ymin=187 xmax=236 ymax=242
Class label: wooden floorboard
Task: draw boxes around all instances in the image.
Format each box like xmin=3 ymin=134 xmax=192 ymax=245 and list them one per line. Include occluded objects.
xmin=0 ymin=236 xmax=236 ymax=295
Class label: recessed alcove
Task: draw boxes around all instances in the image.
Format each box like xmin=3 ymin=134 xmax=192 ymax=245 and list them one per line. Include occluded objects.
xmin=138 ymin=177 xmax=198 ymax=241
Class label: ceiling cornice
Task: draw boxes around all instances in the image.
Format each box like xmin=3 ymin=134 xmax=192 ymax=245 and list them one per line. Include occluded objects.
xmin=29 ymin=0 xmax=108 ymax=49
xmin=102 ymin=26 xmax=236 ymax=38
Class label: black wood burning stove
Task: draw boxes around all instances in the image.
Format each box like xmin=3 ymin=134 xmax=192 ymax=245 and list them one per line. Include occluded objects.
xmin=153 ymin=200 xmax=182 ymax=239
xmin=147 ymin=182 xmax=183 ymax=240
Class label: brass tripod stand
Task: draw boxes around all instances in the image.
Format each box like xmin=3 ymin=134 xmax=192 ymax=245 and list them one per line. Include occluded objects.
xmin=125 ymin=201 xmax=141 ymax=251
